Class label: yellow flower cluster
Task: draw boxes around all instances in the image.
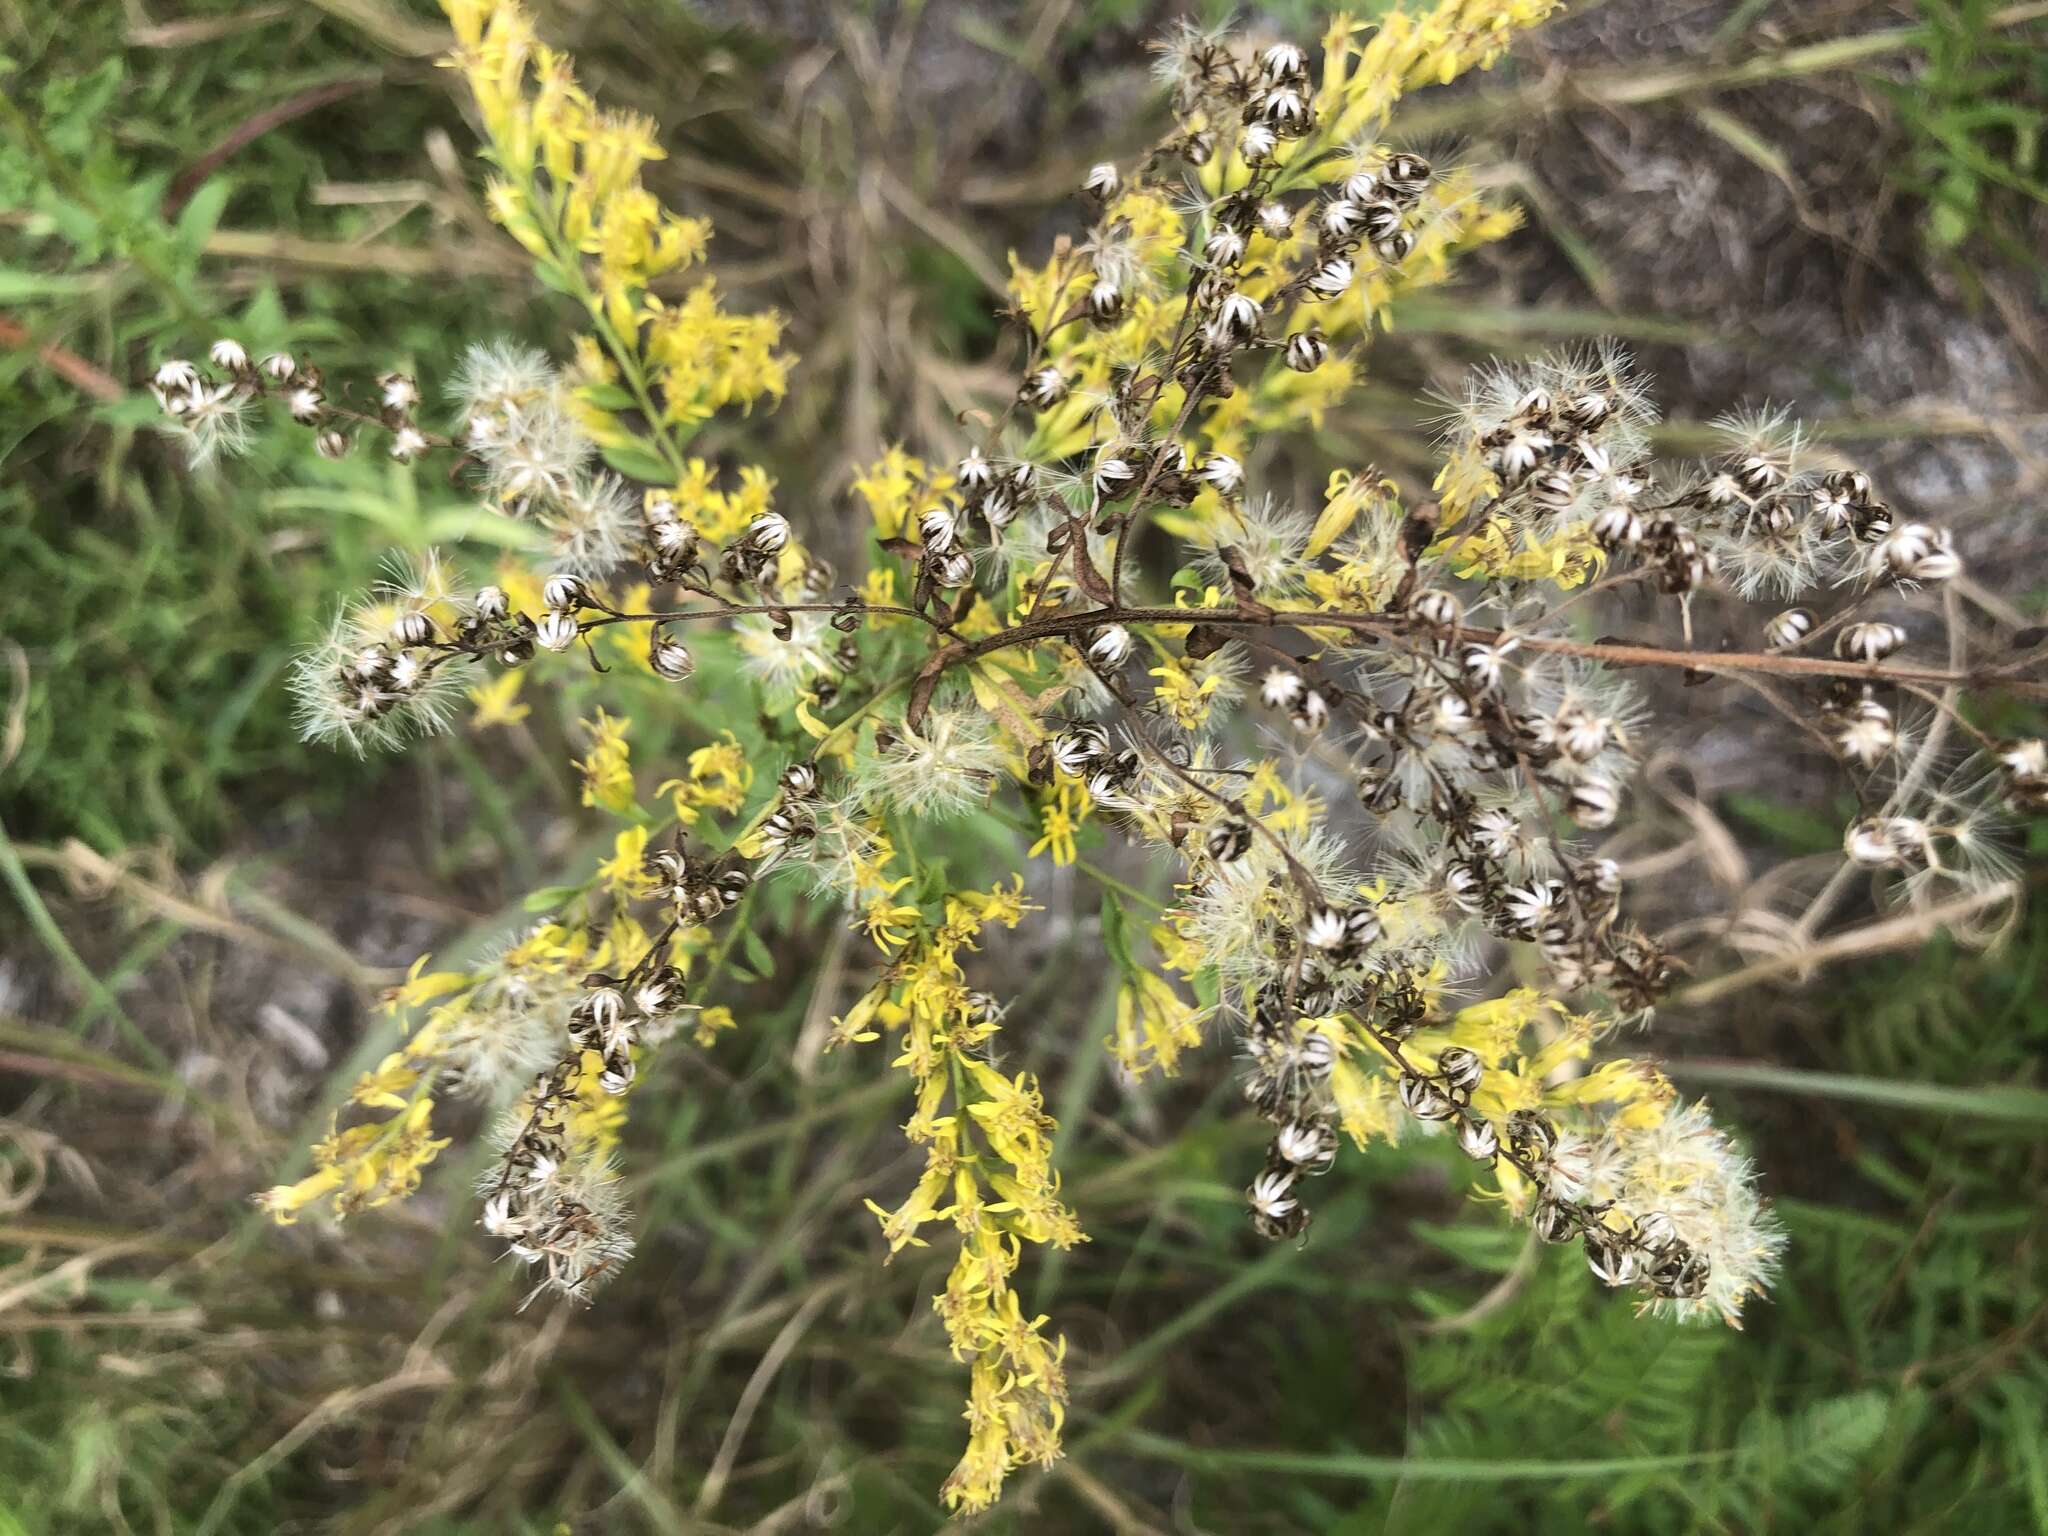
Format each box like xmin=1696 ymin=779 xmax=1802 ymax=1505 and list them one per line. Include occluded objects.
xmin=852 ymin=445 xmax=955 ymax=543
xmin=575 ymin=710 xmax=636 ymax=815
xmin=656 ymin=731 xmax=753 ymax=825
xmin=1296 ymin=1 xmax=1564 ymax=156
xmin=442 ymin=0 xmax=789 ymax=479
xmin=1110 ymin=966 xmax=1205 ymax=1079
xmin=836 ymin=880 xmax=1082 ymax=1511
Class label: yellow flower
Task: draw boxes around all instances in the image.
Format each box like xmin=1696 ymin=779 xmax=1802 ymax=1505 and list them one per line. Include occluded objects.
xmin=692 ymin=1003 xmax=736 ymax=1049
xmin=1110 ymin=968 xmax=1204 ymax=1079
xmin=575 ymin=710 xmax=637 ymax=815
xmin=596 ymin=825 xmax=651 ymax=893
xmin=1028 ymin=781 xmax=1087 ymax=866
xmin=467 ymin=667 xmax=530 ymax=729
xmin=656 ymin=731 xmax=753 ymax=824
xmin=1149 ymin=657 xmax=1224 ymax=730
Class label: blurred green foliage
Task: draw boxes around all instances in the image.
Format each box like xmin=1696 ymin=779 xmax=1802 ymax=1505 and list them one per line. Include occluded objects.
xmin=1887 ymin=0 xmax=2048 ymax=281
xmin=0 ymin=3 xmax=554 ymax=853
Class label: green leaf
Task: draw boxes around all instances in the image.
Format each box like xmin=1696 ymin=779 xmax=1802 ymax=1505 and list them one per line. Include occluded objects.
xmin=1100 ymin=890 xmax=1136 ymax=975
xmin=173 ymin=177 xmax=231 ymax=254
xmin=601 ymin=439 xmax=674 ymax=485
xmin=741 ymin=927 xmax=776 ymax=979
xmin=522 ymin=884 xmax=583 ymax=913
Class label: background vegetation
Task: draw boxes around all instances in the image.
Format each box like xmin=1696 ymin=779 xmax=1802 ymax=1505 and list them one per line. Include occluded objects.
xmin=2 ymin=0 xmax=2044 ymax=1531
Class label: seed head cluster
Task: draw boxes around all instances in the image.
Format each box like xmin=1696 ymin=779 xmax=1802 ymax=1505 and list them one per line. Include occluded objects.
xmin=201 ymin=0 xmax=2043 ymax=1516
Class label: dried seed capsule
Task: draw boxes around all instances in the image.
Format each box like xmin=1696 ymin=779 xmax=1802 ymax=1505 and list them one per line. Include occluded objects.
xmin=473 ymin=585 xmax=510 ymax=622
xmin=1086 ymin=624 xmax=1133 ymax=667
xmin=1092 ymin=457 xmax=1137 ymax=501
xmin=1399 ymin=1074 xmax=1458 ymax=1121
xmin=1632 ymin=1212 xmax=1678 ymax=1253
xmin=1528 ymin=469 xmax=1579 ymax=511
xmin=1206 ymin=817 xmax=1253 ymax=863
xmin=1764 ymin=607 xmax=1814 ymax=650
xmin=1410 ymin=589 xmax=1461 ymax=628
xmin=929 ymin=548 xmax=974 ymax=587
xmin=1561 ymin=390 xmax=1614 ymax=430
xmin=1273 ymin=1118 xmax=1337 ymax=1174
xmin=1082 ymin=161 xmax=1119 ymax=202
xmin=713 ymin=864 xmax=751 ymax=909
xmin=1197 ymin=453 xmax=1244 ymax=496
xmin=1844 ymin=815 xmax=1924 ymax=868
xmin=1087 ymin=276 xmax=1124 ymax=323
xmin=648 ymin=629 xmax=695 ymax=681
xmin=635 ymin=967 xmax=685 ymax=1018
xmin=1649 ymin=1247 xmax=1710 ymax=1300
xmin=1261 ymin=41 xmax=1307 ymax=80
xmin=1305 ymin=257 xmax=1354 ymax=299
xmin=1436 ymin=1046 xmax=1483 ymax=1096
xmin=1051 ymin=723 xmax=1109 ymax=776
xmin=1246 ymin=1169 xmax=1304 ymax=1239
xmin=1258 ymin=84 xmax=1311 ymax=136
xmin=1824 ymin=468 xmax=1872 ymax=505
xmin=1211 ymin=292 xmax=1262 ymax=346
xmin=745 ymin=512 xmax=791 ymax=554
xmin=1836 ymin=621 xmax=1907 ymax=662
xmin=1239 ymin=122 xmax=1278 ymax=164
xmin=1285 ymin=330 xmax=1328 ymax=373
xmin=1381 ymin=151 xmax=1433 ymax=200
xmin=261 ymin=352 xmax=297 ymax=382
xmin=543 ymin=574 xmax=584 ymax=610
xmin=1020 ymin=366 xmax=1068 ymax=409
xmin=1585 ymin=1231 xmax=1638 ymax=1287
xmin=1457 ymin=1116 xmax=1500 ymax=1162
xmin=1591 ymin=506 xmax=1642 ymax=549
xmin=536 ymin=611 xmax=579 ymax=652
xmin=209 ymin=339 xmax=249 ymax=372
xmin=1205 ymin=228 xmax=1246 ymax=267
xmin=917 ymin=505 xmax=960 ymax=554
xmin=1880 ymin=522 xmax=1961 ymax=583
xmin=1533 ymin=1198 xmax=1576 ymax=1243
xmin=391 ymin=611 xmax=435 ymax=647
xmin=1260 ymin=667 xmax=1305 ymax=710
xmin=780 ymin=761 xmax=820 ymax=799
xmin=1371 ymin=227 xmax=1416 ymax=263
xmin=956 ymin=448 xmax=995 ymax=496
xmin=315 ymin=428 xmax=350 ymax=459
xmin=1320 ymin=198 xmax=1366 ymax=242
xmin=1507 ymin=1110 xmax=1557 ymax=1163
xmin=1833 ymin=696 xmax=1894 ymax=766
xmin=1568 ymin=778 xmax=1620 ymax=830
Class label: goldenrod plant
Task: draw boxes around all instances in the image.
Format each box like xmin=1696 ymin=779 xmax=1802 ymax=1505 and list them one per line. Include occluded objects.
xmin=145 ymin=0 xmax=2048 ymax=1513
